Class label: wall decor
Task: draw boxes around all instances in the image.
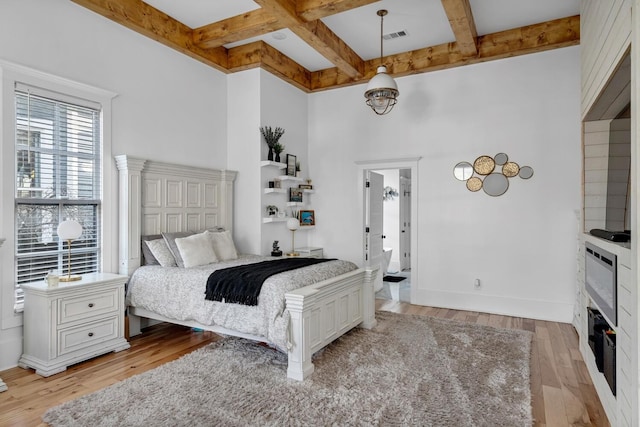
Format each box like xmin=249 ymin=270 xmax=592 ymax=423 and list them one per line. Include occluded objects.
xmin=454 ymin=152 xmax=534 ymax=196
xmin=289 ymin=187 xmax=303 ymax=203
xmin=299 ymin=184 xmax=313 ymax=190
xmin=299 ymin=210 xmax=315 ymax=226
xmin=286 ymin=154 xmax=297 ymax=176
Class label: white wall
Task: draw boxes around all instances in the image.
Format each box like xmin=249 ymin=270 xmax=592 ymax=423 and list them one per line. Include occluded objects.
xmin=0 ymin=0 xmax=227 ymax=370
xmin=309 ymin=47 xmax=581 ymax=322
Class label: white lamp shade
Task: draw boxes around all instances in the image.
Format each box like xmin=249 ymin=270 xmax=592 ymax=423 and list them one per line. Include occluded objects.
xmin=287 ymin=218 xmax=300 ymax=231
xmin=57 ymin=220 xmax=83 ymax=240
xmin=364 ymin=66 xmax=399 ymax=115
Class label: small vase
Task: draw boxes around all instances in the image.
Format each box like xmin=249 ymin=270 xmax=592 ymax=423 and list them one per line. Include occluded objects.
xmin=275 ymin=153 xmax=281 ymax=163
xmin=267 ymin=147 xmax=274 ymax=161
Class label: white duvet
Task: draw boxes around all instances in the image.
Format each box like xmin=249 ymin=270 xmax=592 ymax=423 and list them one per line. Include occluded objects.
xmin=126 ymin=255 xmax=358 ymax=351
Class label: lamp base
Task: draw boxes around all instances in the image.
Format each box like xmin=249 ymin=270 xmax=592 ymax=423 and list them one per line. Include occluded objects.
xmin=285 ymin=252 xmax=299 ymax=257
xmin=59 ymin=275 xmax=82 ymax=282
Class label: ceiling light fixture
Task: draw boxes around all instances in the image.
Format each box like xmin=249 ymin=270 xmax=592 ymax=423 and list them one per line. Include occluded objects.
xmin=364 ymin=9 xmax=399 ymax=115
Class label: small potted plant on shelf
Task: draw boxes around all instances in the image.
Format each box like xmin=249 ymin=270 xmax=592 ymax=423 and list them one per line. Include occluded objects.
xmin=259 ymin=126 xmax=285 ymax=161
xmin=273 ymin=142 xmax=285 ymax=163
xmin=296 ymin=161 xmax=301 ymax=177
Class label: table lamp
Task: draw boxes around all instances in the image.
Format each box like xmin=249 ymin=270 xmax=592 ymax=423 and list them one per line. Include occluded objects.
xmin=286 ymin=217 xmax=300 ymax=257
xmin=57 ymin=220 xmax=83 ymax=282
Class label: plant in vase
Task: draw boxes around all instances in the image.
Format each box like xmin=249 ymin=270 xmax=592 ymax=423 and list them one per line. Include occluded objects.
xmin=295 ymin=161 xmax=301 ymax=177
xmin=259 ymin=126 xmax=285 ymax=161
xmin=273 ymin=142 xmax=285 ymax=163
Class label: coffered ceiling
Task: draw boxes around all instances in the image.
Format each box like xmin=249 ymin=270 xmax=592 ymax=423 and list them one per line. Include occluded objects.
xmin=71 ymin=0 xmax=580 ymax=92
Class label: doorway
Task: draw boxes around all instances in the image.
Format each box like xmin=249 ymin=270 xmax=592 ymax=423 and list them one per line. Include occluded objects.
xmin=357 ymin=158 xmax=420 ymax=304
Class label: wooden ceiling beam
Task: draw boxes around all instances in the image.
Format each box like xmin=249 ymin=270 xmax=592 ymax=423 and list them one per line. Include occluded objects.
xmin=253 ymin=0 xmax=303 ymax=27
xmin=441 ymin=0 xmax=478 ymax=57
xmin=297 ymin=0 xmax=381 ymax=22
xmin=311 ymin=15 xmax=580 ymax=91
xmin=71 ymin=0 xmax=228 ymax=71
xmin=292 ymin=20 xmax=364 ymax=78
xmin=193 ymin=9 xmax=283 ymax=49
xmin=228 ymin=41 xmax=312 ymax=92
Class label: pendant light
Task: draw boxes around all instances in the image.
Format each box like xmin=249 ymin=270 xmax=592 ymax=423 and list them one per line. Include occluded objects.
xmin=364 ymin=9 xmax=399 ymax=115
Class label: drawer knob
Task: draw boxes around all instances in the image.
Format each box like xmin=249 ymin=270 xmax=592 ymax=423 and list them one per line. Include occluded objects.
xmin=88 ymin=332 xmax=94 ymax=337
xmin=88 ymin=303 xmax=94 ymax=308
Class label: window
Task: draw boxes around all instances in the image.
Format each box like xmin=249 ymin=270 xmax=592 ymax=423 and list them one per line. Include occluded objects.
xmin=14 ymin=85 xmax=102 ymax=306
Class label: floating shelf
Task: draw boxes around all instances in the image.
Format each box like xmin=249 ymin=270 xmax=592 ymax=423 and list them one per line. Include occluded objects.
xmin=264 ymin=188 xmax=286 ymax=194
xmin=262 ymin=217 xmax=288 ymax=223
xmin=261 ymin=160 xmax=286 ymax=168
xmin=277 ymin=175 xmax=304 ymax=182
xmin=286 ymin=202 xmax=304 ymax=207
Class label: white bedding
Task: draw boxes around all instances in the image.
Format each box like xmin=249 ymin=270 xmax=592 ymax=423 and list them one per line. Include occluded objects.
xmin=126 ymin=255 xmax=358 ymax=351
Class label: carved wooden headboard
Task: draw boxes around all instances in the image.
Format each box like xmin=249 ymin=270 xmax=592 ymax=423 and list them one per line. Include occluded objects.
xmin=115 ymin=155 xmax=237 ymax=275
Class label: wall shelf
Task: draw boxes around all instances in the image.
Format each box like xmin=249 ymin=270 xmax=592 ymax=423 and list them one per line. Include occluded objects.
xmin=261 ymin=160 xmax=286 ymax=168
xmin=263 ymin=217 xmax=288 ymax=223
xmin=264 ymin=188 xmax=286 ymax=194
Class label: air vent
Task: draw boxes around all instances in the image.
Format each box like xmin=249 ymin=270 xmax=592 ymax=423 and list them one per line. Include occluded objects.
xmin=383 ymin=30 xmax=408 ymax=40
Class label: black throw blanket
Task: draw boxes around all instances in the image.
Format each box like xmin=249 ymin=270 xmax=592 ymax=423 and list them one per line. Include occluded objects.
xmin=205 ymin=258 xmax=336 ymax=306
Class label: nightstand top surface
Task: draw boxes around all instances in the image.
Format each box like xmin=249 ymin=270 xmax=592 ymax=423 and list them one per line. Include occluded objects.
xmin=20 ymin=272 xmax=127 ymax=291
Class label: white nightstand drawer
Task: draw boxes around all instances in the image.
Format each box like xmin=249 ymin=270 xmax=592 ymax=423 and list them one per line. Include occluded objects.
xmin=58 ymin=288 xmax=118 ymax=325
xmin=58 ymin=317 xmax=119 ymax=356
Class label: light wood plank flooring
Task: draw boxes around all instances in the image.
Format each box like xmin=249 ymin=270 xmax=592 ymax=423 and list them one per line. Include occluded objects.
xmin=0 ymin=300 xmax=610 ymax=427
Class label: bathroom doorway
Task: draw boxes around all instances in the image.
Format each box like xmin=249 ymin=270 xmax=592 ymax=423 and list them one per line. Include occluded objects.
xmin=372 ymin=168 xmax=411 ymax=302
xmin=357 ymin=157 xmax=419 ymax=304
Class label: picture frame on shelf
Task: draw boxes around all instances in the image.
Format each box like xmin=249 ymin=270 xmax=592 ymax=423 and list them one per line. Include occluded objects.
xmin=286 ymin=154 xmax=297 ymax=176
xmin=298 ymin=184 xmax=313 ymax=190
xmin=289 ymin=187 xmax=303 ymax=203
xmin=300 ymin=210 xmax=315 ymax=226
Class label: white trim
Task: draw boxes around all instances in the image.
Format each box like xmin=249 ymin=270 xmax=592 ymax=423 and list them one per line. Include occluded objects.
xmin=356 ymin=158 xmax=421 ymax=304
xmin=0 ymin=60 xmax=118 ymax=330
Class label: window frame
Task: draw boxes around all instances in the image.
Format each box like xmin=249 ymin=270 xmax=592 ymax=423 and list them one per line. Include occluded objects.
xmin=0 ymin=61 xmax=117 ymax=328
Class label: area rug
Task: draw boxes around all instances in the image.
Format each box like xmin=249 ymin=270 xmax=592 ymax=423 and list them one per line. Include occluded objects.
xmin=43 ymin=311 xmax=533 ymax=426
xmin=382 ymin=275 xmax=406 ymax=282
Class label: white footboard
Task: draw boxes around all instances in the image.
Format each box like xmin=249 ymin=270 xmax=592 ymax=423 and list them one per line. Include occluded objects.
xmin=285 ymin=267 xmax=377 ymax=380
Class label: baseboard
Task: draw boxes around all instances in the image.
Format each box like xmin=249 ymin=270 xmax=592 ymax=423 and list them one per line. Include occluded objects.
xmin=411 ymin=289 xmax=574 ymax=323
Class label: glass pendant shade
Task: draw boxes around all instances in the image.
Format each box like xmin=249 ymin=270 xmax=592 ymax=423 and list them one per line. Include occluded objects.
xmin=365 ymin=66 xmax=399 ymax=115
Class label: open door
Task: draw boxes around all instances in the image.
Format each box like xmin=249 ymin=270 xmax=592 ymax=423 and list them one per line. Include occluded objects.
xmin=399 ymin=174 xmax=411 ymax=271
xmin=365 ymin=171 xmax=384 ymax=292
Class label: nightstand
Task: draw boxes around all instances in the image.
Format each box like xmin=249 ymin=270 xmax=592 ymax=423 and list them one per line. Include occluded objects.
xmin=19 ymin=272 xmax=130 ymax=377
xmin=294 ymin=247 xmax=323 ymax=258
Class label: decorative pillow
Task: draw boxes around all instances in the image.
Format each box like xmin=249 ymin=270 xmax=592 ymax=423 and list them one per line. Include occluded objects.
xmin=162 ymin=231 xmax=195 ymax=268
xmin=175 ymin=231 xmax=218 ymax=268
xmin=141 ymin=234 xmax=162 ymax=265
xmin=209 ymin=229 xmax=238 ymax=261
xmin=145 ymin=238 xmax=177 ymax=267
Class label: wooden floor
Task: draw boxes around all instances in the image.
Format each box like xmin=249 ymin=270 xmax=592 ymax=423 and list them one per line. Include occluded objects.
xmin=0 ymin=300 xmax=610 ymax=427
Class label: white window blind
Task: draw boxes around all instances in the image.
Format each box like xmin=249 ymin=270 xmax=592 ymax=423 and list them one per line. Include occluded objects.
xmin=14 ymin=86 xmax=102 ymax=308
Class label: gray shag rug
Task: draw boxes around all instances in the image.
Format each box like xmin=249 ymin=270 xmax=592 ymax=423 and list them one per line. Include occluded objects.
xmin=43 ymin=311 xmax=533 ymax=426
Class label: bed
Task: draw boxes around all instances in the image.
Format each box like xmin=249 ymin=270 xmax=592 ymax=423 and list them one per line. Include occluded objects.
xmin=115 ymin=155 xmax=377 ymax=380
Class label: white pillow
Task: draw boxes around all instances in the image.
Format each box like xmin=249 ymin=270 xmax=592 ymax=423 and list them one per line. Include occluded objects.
xmin=145 ymin=239 xmax=177 ymax=267
xmin=175 ymin=231 xmax=218 ymax=268
xmin=208 ymin=230 xmax=238 ymax=261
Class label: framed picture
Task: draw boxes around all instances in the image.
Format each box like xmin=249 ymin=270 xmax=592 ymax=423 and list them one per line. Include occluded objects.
xmin=286 ymin=154 xmax=297 ymax=176
xmin=299 ymin=210 xmax=315 ymax=226
xmin=289 ymin=187 xmax=303 ymax=203
xmin=298 ymin=184 xmax=313 ymax=190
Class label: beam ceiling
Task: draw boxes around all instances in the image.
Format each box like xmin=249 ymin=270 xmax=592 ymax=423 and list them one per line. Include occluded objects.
xmin=71 ymin=0 xmax=580 ymax=93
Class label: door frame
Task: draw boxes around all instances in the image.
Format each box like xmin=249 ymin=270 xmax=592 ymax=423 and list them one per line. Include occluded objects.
xmin=356 ymin=157 xmax=421 ymax=303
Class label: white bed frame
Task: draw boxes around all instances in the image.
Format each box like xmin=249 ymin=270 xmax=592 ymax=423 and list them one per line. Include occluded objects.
xmin=115 ymin=155 xmax=377 ymax=380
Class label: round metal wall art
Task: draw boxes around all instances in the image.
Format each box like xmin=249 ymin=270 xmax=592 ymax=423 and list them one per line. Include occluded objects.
xmin=466 ymin=177 xmax=482 ymax=192
xmin=453 ymin=152 xmax=534 ymax=196
xmin=473 ymin=156 xmax=495 ymax=175
xmin=502 ymin=162 xmax=520 ymax=178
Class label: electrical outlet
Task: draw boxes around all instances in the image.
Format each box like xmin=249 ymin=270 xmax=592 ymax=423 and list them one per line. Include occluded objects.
xmin=474 ymin=278 xmax=481 ymax=289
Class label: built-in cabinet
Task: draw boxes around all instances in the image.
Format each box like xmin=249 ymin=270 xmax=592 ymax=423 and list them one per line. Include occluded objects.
xmin=578 ymin=1 xmax=637 ymax=424
xmin=576 ymin=235 xmax=633 ymax=425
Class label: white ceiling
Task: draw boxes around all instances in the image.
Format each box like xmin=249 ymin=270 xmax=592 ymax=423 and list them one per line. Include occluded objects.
xmin=144 ymin=0 xmax=580 ymax=72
